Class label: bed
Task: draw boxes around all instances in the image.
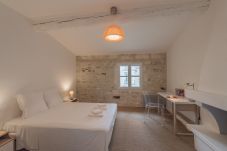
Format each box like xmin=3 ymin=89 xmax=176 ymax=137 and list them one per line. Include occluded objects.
xmin=3 ymin=102 xmax=117 ymax=151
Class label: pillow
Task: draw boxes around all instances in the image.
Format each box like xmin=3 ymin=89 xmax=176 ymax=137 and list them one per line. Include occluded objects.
xmin=43 ymin=89 xmax=63 ymax=108
xmin=16 ymin=92 xmax=48 ymax=119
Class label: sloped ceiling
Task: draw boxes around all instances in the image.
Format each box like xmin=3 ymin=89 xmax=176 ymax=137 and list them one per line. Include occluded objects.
xmin=0 ymin=0 xmax=208 ymax=55
xmin=47 ymin=15 xmax=192 ymax=55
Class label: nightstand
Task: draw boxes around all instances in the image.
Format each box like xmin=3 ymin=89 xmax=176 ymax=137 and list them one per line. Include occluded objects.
xmin=0 ymin=135 xmax=14 ymax=151
xmin=63 ymin=98 xmax=79 ymax=102
xmin=70 ymin=98 xmax=79 ymax=102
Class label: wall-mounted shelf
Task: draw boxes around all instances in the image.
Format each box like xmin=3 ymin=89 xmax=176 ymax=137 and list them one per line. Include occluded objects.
xmin=185 ymin=89 xmax=227 ymax=135
xmin=185 ymin=89 xmax=227 ymax=112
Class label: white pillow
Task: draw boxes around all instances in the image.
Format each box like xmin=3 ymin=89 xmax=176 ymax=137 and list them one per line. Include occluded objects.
xmin=43 ymin=89 xmax=63 ymax=108
xmin=16 ymin=92 xmax=48 ymax=119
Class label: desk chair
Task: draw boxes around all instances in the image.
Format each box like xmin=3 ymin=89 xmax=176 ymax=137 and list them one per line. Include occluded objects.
xmin=143 ymin=94 xmax=165 ymax=120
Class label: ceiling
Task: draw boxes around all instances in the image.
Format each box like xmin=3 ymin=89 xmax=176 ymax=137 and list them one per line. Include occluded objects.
xmin=47 ymin=15 xmax=192 ymax=55
xmin=0 ymin=0 xmax=209 ymax=56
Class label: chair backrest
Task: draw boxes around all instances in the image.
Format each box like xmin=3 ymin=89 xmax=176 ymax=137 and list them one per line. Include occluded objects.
xmin=143 ymin=94 xmax=158 ymax=105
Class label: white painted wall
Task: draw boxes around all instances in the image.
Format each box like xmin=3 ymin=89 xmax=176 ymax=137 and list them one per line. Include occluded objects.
xmin=199 ymin=0 xmax=227 ymax=96
xmin=167 ymin=6 xmax=214 ymax=93
xmin=167 ymin=0 xmax=227 ymax=130
xmin=167 ymin=0 xmax=227 ymax=96
xmin=0 ymin=3 xmax=76 ymax=128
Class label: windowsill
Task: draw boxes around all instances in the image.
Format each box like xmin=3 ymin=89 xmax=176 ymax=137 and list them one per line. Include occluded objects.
xmin=118 ymin=87 xmax=142 ymax=90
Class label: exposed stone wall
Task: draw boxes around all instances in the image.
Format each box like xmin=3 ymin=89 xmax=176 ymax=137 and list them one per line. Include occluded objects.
xmin=76 ymin=53 xmax=166 ymax=107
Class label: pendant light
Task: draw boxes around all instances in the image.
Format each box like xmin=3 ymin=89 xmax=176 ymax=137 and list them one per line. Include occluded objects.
xmin=104 ymin=7 xmax=125 ymax=42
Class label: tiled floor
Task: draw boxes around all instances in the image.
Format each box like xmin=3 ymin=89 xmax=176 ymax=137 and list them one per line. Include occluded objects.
xmin=109 ymin=107 xmax=195 ymax=151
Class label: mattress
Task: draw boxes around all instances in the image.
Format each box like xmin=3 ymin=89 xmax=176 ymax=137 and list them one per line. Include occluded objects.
xmin=3 ymin=102 xmax=117 ymax=151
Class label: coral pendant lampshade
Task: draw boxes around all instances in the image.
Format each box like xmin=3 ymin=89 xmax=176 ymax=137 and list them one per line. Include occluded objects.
xmin=104 ymin=24 xmax=125 ymax=42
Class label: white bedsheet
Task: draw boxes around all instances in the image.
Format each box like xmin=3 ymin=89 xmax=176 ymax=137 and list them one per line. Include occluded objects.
xmin=3 ymin=102 xmax=117 ymax=151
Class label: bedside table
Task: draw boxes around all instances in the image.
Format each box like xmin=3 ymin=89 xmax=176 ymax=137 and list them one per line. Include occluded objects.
xmin=0 ymin=135 xmax=14 ymax=151
xmin=63 ymin=98 xmax=79 ymax=102
xmin=70 ymin=98 xmax=79 ymax=102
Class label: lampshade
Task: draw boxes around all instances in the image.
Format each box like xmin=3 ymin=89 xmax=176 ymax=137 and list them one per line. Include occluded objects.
xmin=104 ymin=24 xmax=125 ymax=42
xmin=69 ymin=90 xmax=74 ymax=98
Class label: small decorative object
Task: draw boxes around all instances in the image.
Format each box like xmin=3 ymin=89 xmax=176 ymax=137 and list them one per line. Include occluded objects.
xmin=167 ymin=95 xmax=178 ymax=99
xmin=175 ymin=88 xmax=184 ymax=97
xmin=70 ymin=98 xmax=79 ymax=102
xmin=185 ymin=83 xmax=195 ymax=90
xmin=113 ymin=96 xmax=120 ymax=99
xmin=160 ymin=87 xmax=166 ymax=91
xmin=0 ymin=131 xmax=7 ymax=138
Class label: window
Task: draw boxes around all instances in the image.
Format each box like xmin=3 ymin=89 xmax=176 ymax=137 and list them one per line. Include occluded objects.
xmin=119 ymin=64 xmax=141 ymax=88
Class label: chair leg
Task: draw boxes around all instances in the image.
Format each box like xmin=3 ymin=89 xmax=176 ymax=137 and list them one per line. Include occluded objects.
xmin=144 ymin=107 xmax=146 ymax=122
xmin=147 ymin=107 xmax=150 ymax=117
xmin=144 ymin=106 xmax=152 ymax=122
xmin=161 ymin=106 xmax=165 ymax=116
xmin=144 ymin=107 xmax=148 ymax=122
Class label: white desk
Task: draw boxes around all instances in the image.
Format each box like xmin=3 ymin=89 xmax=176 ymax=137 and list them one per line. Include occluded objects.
xmin=0 ymin=135 xmax=14 ymax=151
xmin=157 ymin=92 xmax=200 ymax=135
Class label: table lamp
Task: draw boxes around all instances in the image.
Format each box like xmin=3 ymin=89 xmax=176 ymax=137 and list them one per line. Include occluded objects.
xmin=69 ymin=90 xmax=74 ymax=99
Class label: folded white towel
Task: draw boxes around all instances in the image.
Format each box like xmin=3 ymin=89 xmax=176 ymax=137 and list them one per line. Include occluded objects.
xmin=98 ymin=104 xmax=107 ymax=107
xmin=92 ymin=108 xmax=103 ymax=114
xmin=99 ymin=106 xmax=107 ymax=110
xmin=96 ymin=104 xmax=107 ymax=110
xmin=89 ymin=108 xmax=104 ymax=117
xmin=88 ymin=113 xmax=103 ymax=117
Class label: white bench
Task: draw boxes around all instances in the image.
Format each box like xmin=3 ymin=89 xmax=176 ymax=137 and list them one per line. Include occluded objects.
xmin=187 ymin=124 xmax=227 ymax=151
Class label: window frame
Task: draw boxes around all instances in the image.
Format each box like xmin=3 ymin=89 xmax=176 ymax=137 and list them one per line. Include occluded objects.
xmin=119 ymin=65 xmax=129 ymax=88
xmin=118 ymin=63 xmax=142 ymax=89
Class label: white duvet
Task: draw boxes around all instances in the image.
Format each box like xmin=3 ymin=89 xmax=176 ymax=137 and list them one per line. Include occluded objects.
xmin=3 ymin=102 xmax=117 ymax=151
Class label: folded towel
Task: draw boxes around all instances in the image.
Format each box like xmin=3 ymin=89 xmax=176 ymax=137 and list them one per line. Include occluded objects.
xmin=88 ymin=113 xmax=103 ymax=117
xmin=95 ymin=104 xmax=107 ymax=110
xmin=92 ymin=108 xmax=103 ymax=114
xmin=99 ymin=106 xmax=107 ymax=110
xmin=98 ymin=104 xmax=107 ymax=107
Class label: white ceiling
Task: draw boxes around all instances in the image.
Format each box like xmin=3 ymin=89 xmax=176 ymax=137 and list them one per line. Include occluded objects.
xmin=0 ymin=0 xmax=200 ymax=19
xmin=48 ymin=15 xmax=192 ymax=55
xmin=0 ymin=0 xmax=208 ymax=55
